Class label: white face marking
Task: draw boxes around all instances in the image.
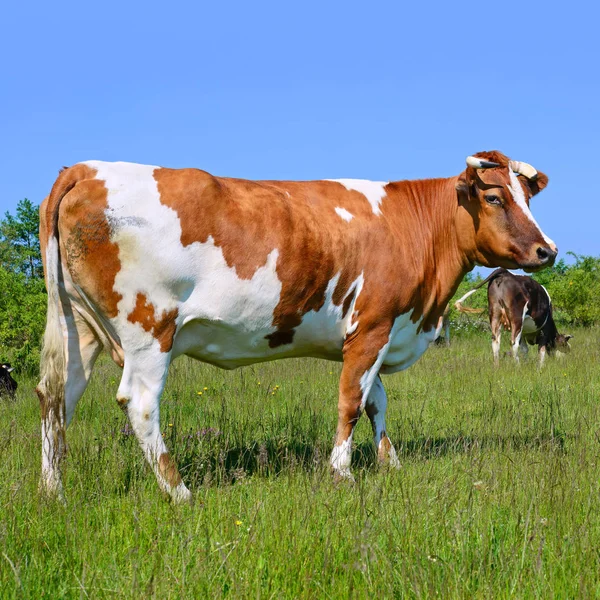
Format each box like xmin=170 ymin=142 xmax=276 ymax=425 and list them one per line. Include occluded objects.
xmin=327 ymin=179 xmax=388 ymax=216
xmin=334 ymin=207 xmax=354 ymax=222
xmin=507 ymin=170 xmax=555 ymax=247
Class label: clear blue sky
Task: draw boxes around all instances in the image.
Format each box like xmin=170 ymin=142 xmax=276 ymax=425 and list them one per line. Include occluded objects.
xmin=1 ymin=1 xmax=598 ymax=263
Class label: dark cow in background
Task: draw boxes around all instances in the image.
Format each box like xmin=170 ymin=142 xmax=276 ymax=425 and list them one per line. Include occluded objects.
xmin=0 ymin=363 xmax=17 ymax=399
xmin=455 ymin=268 xmax=572 ymax=365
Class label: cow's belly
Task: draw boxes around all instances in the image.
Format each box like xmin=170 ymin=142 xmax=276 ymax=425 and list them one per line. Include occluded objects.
xmin=522 ymin=315 xmax=538 ymax=335
xmin=172 ymin=318 xmax=345 ymax=368
xmin=169 ymin=259 xmax=358 ymax=368
xmin=380 ymin=312 xmax=436 ymax=374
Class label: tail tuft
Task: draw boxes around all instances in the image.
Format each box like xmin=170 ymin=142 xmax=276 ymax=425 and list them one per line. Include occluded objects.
xmin=37 ymin=236 xmax=66 ymax=414
xmin=454 ymin=288 xmax=485 ymax=314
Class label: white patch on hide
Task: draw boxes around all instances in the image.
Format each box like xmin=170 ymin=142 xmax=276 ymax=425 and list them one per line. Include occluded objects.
xmin=334 ymin=207 xmax=354 ymax=222
xmin=327 ymin=179 xmax=388 ymax=216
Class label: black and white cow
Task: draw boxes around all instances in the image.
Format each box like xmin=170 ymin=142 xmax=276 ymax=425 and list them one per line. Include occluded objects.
xmin=455 ymin=268 xmax=572 ymax=365
xmin=0 ymin=363 xmax=17 ymax=399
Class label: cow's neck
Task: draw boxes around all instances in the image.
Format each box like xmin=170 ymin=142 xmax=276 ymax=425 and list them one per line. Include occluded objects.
xmin=387 ymin=176 xmax=473 ymax=330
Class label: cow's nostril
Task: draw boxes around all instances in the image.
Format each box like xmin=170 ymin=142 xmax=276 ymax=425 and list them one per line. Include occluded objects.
xmin=537 ymin=246 xmax=557 ymax=262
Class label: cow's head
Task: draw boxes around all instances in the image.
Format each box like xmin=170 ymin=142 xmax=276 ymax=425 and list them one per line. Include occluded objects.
xmin=456 ymin=150 xmax=556 ymax=272
xmin=1 ymin=363 xmax=14 ymax=376
xmin=554 ymin=333 xmax=573 ymax=354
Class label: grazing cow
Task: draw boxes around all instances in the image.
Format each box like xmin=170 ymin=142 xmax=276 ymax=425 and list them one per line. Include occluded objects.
xmin=0 ymin=363 xmax=17 ymax=399
xmin=455 ymin=268 xmax=572 ymax=365
xmin=37 ymin=150 xmax=556 ymax=502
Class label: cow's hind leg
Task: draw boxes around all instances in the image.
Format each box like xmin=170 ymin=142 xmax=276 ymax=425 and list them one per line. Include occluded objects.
xmin=38 ymin=305 xmax=102 ymax=500
xmin=364 ymin=376 xmax=400 ymax=469
xmin=509 ymin=302 xmax=528 ymax=364
xmin=118 ymin=351 xmax=191 ymax=503
xmin=490 ymin=313 xmax=502 ymax=366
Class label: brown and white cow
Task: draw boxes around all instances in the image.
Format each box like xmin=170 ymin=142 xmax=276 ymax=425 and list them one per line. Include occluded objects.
xmin=455 ymin=268 xmax=571 ymax=365
xmin=37 ymin=150 xmax=556 ymax=502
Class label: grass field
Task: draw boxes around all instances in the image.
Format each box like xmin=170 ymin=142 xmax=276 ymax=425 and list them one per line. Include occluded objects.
xmin=1 ymin=329 xmax=599 ymax=598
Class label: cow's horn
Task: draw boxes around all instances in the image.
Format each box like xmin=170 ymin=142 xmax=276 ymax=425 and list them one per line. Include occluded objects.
xmin=509 ymin=160 xmax=538 ymax=181
xmin=466 ymin=156 xmax=500 ymax=169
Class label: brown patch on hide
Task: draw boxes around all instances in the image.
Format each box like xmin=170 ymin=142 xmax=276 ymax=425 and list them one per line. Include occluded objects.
xmin=127 ymin=293 xmax=178 ymax=352
xmin=159 ymin=453 xmax=182 ymax=487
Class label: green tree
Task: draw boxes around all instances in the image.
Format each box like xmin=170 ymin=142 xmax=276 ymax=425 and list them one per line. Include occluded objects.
xmin=534 ymin=253 xmax=600 ymax=326
xmin=0 ymin=200 xmax=46 ymax=372
xmin=0 ymin=198 xmax=42 ymax=279
xmin=0 ymin=267 xmax=46 ymax=372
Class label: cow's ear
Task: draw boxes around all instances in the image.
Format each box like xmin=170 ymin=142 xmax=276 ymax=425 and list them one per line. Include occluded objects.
xmin=456 ymin=169 xmax=477 ymax=201
xmin=529 ymin=171 xmax=549 ymax=196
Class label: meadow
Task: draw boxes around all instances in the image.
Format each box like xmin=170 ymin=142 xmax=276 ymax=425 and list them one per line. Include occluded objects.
xmin=1 ymin=329 xmax=599 ymax=598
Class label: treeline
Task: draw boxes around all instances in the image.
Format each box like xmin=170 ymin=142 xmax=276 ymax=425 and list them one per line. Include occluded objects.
xmin=0 ymin=200 xmax=598 ymax=372
xmin=0 ymin=200 xmax=46 ymax=372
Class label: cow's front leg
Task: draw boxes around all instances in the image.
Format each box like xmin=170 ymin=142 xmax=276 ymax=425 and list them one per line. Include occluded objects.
xmin=365 ymin=375 xmax=400 ymax=469
xmin=538 ymin=344 xmax=547 ymax=367
xmin=330 ymin=324 xmax=392 ymax=481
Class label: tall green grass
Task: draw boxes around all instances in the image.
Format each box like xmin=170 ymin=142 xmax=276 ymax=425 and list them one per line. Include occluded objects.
xmin=1 ymin=330 xmax=599 ymax=598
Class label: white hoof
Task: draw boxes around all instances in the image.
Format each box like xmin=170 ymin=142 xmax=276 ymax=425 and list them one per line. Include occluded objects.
xmin=170 ymin=483 xmax=193 ymax=504
xmin=39 ymin=475 xmax=66 ymax=505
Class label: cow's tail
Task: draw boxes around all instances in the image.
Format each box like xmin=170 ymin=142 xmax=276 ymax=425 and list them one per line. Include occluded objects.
xmin=454 ymin=268 xmax=506 ymax=314
xmin=37 ymin=166 xmax=83 ymax=425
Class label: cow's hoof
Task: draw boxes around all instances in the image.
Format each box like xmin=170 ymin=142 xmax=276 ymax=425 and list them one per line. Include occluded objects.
xmin=379 ymin=454 xmax=401 ymax=471
xmin=39 ymin=479 xmax=66 ymax=506
xmin=169 ymin=483 xmax=193 ymax=505
xmin=332 ymin=468 xmax=356 ymax=485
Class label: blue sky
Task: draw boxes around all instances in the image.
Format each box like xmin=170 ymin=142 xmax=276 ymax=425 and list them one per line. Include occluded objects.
xmin=1 ymin=1 xmax=598 ymax=263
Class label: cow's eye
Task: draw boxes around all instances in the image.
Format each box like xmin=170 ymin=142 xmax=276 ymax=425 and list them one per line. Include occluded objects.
xmin=485 ymin=195 xmax=502 ymax=206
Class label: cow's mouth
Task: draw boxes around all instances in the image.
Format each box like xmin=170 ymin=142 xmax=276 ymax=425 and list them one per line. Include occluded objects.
xmin=519 ymin=245 xmax=557 ymax=272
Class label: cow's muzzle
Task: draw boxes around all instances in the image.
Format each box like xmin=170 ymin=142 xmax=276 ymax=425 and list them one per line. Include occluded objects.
xmin=537 ymin=245 xmax=557 ymax=264
xmin=522 ymin=245 xmax=557 ymax=272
